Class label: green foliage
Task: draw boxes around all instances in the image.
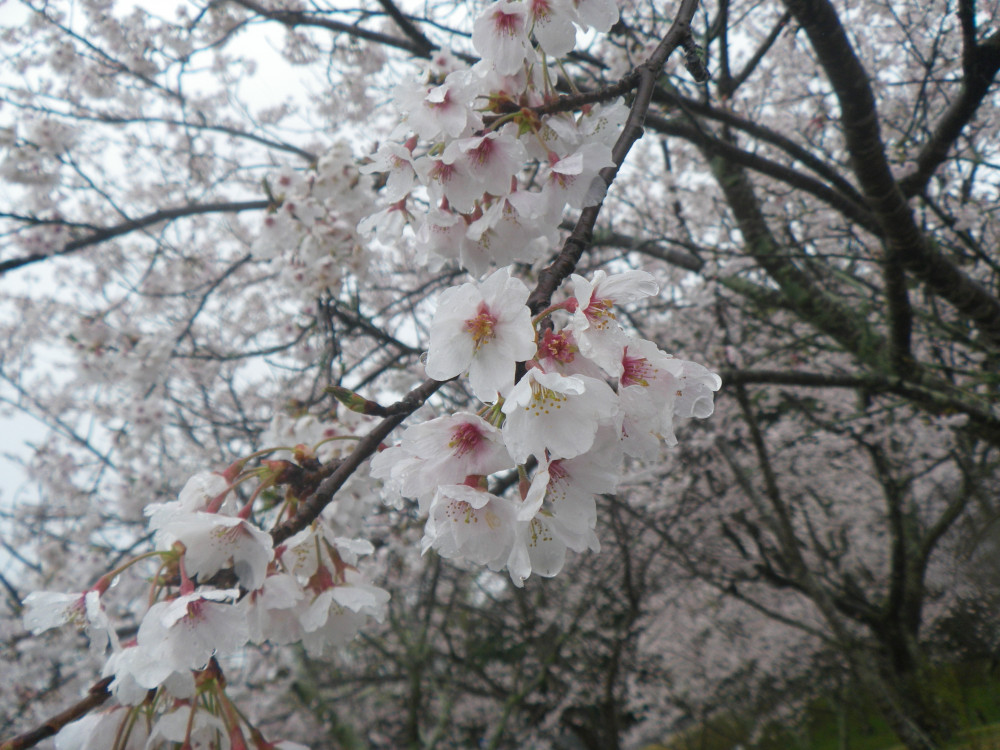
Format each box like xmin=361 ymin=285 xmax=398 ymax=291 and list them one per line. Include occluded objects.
xmin=657 ymin=664 xmax=1000 ymax=750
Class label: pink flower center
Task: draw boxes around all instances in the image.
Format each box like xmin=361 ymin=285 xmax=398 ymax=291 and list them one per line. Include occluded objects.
xmin=548 ymin=459 xmax=568 ymax=481
xmin=429 ymin=160 xmax=459 ymax=183
xmin=464 ymin=302 xmax=498 ymax=351
xmin=449 ymin=422 xmax=484 ymax=457
xmin=491 ymin=9 xmax=523 ymax=37
xmin=469 ymin=137 xmax=496 ymax=167
xmin=538 ymin=329 xmax=576 ymax=363
xmin=426 ymin=89 xmax=454 ymax=112
xmin=308 ymin=565 xmax=336 ymax=593
xmin=530 ymin=0 xmax=553 ymax=21
xmin=621 ymin=349 xmax=653 ymax=387
xmin=185 ymin=598 xmax=208 ymax=622
xmin=583 ymin=296 xmax=615 ymax=329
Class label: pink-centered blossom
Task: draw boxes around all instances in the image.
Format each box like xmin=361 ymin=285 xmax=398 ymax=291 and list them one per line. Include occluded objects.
xmin=22 ymin=588 xmax=118 ymax=653
xmin=441 ymin=130 xmax=526 ymax=199
xmin=535 ymin=328 xmax=605 ymax=378
xmin=394 ymin=69 xmax=480 ymax=140
xmin=466 ymin=189 xmax=559 ymax=267
xmin=108 ymin=589 xmax=247 ymax=695
xmin=425 ymin=267 xmax=537 ymax=402
xmin=568 ymin=270 xmax=660 ymax=376
xmin=542 ymin=142 xmax=616 ymax=211
xmin=472 ymin=2 xmax=535 ymax=76
xmin=359 ymin=140 xmax=417 ymax=202
xmin=417 ymin=156 xmax=479 ymax=213
xmin=528 ymin=0 xmax=577 ymax=57
xmin=299 ymin=568 xmax=390 ymax=658
xmin=415 ymin=206 xmax=492 ymax=276
xmin=371 ymin=412 xmax=512 ymax=511
xmin=618 ymin=339 xmax=722 ymax=456
xmin=507 ymin=458 xmax=601 ymax=586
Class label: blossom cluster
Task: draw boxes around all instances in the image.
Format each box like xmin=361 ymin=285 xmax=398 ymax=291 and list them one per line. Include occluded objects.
xmin=252 ymin=143 xmax=374 ymax=300
xmin=357 ymin=8 xmax=626 ymax=276
xmin=353 ymin=0 xmax=719 ymax=589
xmin=17 ymin=0 xmax=720 ymax=744
xmin=23 ymin=443 xmax=389 ymax=749
xmin=372 ymin=266 xmax=720 ymax=586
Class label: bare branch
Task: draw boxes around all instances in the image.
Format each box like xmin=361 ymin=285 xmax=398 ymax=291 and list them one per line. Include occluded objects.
xmin=0 ymin=200 xmax=269 ymax=276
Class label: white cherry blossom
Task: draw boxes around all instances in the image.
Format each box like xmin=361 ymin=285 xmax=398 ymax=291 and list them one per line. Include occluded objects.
xmin=371 ymin=412 xmax=513 ymax=510
xmin=542 ymin=141 xmax=616 ymax=211
xmin=472 ymin=2 xmax=535 ymax=76
xmin=441 ymin=130 xmax=526 ymax=198
xmin=425 ymin=267 xmax=537 ymax=402
xmin=527 ymin=0 xmax=577 ymax=57
xmin=568 ymin=270 xmax=660 ymax=376
xmin=54 ymin=707 xmax=148 ymax=750
xmin=126 ymin=588 xmax=248 ymax=689
xmin=151 ymin=511 xmax=274 ymax=590
xmin=22 ymin=588 xmax=117 ymax=653
xmin=501 ymin=368 xmax=619 ymax=463
xmin=422 ymin=483 xmax=518 ymax=571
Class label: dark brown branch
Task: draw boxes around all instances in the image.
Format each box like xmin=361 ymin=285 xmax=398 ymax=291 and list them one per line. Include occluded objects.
xmin=271 ymin=377 xmax=446 ymax=545
xmin=229 ymin=0 xmax=436 ymax=59
xmin=0 ymin=678 xmax=111 ymax=750
xmin=527 ymin=0 xmax=702 ymax=314
xmin=707 ymin=144 xmax=887 ymax=364
xmin=647 ymin=113 xmax=882 ymax=235
xmin=574 ymin=222 xmax=705 ymax=271
xmin=0 ymin=200 xmax=270 ymax=276
xmin=652 ymin=87 xmax=869 ymax=211
xmin=782 ymin=0 xmax=1000 ymax=349
xmin=376 ymin=0 xmax=435 ymax=56
xmin=898 ymin=30 xmax=1000 ymax=198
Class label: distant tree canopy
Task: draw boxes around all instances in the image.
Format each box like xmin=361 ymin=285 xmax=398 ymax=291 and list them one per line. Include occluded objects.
xmin=1 ymin=1 xmax=998 ymax=749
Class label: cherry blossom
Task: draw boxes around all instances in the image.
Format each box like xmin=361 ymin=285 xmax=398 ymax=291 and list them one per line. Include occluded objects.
xmin=150 ymin=511 xmax=274 ymax=590
xmin=568 ymin=270 xmax=660 ymax=376
xmin=542 ymin=141 xmax=617 ymax=212
xmin=371 ymin=412 xmax=512 ymax=510
xmin=22 ymin=588 xmax=118 ymax=653
xmin=54 ymin=707 xmax=148 ymax=750
xmin=298 ymin=569 xmax=390 ymax=658
xmin=527 ymin=0 xmax=578 ymax=57
xmin=500 ymin=368 xmax=619 ymax=463
xmin=441 ymin=130 xmax=527 ymax=199
xmin=424 ymin=267 xmax=537 ymax=401
xmin=358 ymin=138 xmax=418 ymax=202
xmin=422 ymin=483 xmax=519 ymax=571
xmin=394 ymin=69 xmax=481 ymax=140
xmin=472 ymin=2 xmax=535 ymax=76
xmin=123 ymin=589 xmax=248 ymax=690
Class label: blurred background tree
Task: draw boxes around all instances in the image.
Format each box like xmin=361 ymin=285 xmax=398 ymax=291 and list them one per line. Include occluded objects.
xmin=1 ymin=0 xmax=998 ymax=748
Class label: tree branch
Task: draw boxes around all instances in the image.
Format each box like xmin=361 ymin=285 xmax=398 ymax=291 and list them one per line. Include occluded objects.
xmin=898 ymin=29 xmax=1000 ymax=197
xmin=0 ymin=200 xmax=270 ymax=276
xmin=229 ymin=0 xmax=438 ymax=59
xmin=0 ymin=678 xmax=112 ymax=750
xmin=782 ymin=0 xmax=1000 ymax=349
xmin=527 ymin=0 xmax=702 ymax=314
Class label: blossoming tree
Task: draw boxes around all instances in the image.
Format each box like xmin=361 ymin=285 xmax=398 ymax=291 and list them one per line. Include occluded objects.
xmin=1 ymin=0 xmax=998 ymax=748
